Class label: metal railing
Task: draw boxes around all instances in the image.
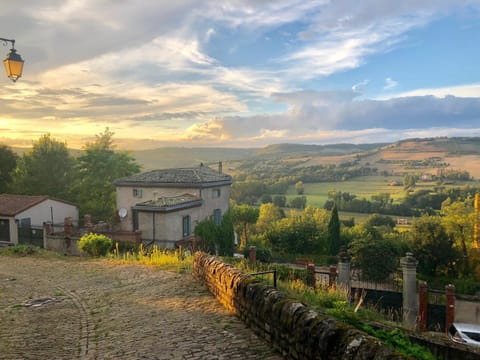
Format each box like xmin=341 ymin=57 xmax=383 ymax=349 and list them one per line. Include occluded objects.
xmin=249 ymin=270 xmax=277 ymax=288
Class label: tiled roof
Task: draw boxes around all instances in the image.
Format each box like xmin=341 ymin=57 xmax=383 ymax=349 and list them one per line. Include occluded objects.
xmin=0 ymin=194 xmax=49 ymax=216
xmin=133 ymin=193 xmax=203 ymax=212
xmin=114 ymin=166 xmax=232 ymax=187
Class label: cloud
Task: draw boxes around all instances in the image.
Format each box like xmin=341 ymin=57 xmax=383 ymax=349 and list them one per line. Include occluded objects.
xmin=381 ymin=83 xmax=480 ymax=99
xmin=2 ymin=1 xmax=480 ymax=150
xmin=352 ymin=80 xmax=369 ymax=93
xmin=384 ymin=77 xmax=398 ymax=90
xmin=177 ymin=90 xmax=480 ymax=146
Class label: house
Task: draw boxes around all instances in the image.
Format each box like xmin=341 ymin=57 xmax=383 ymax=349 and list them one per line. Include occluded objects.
xmin=113 ymin=163 xmax=232 ymax=248
xmin=0 ymin=194 xmax=79 ymax=245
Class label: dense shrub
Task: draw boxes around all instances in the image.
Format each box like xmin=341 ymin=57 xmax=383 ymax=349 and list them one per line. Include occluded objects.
xmin=78 ymin=233 xmax=112 ymax=257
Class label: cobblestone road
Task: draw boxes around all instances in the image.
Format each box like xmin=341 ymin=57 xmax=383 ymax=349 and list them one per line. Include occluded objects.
xmin=0 ymin=256 xmax=282 ymax=360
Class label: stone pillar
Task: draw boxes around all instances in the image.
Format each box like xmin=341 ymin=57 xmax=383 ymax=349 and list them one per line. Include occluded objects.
xmin=446 ymin=284 xmax=456 ymax=333
xmin=307 ymin=263 xmax=316 ymax=288
xmin=64 ymin=217 xmax=73 ymax=236
xmin=44 ymin=222 xmax=53 ymax=235
xmin=337 ymin=252 xmax=351 ymax=295
xmin=329 ymin=266 xmax=337 ymax=289
xmin=418 ymin=281 xmax=428 ymax=332
xmin=84 ymin=214 xmax=93 ymax=233
xmin=249 ymin=246 xmax=256 ymax=265
xmin=401 ymin=252 xmax=418 ymax=328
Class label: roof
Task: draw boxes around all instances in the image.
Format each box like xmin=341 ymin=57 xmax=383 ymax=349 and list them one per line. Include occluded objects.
xmin=132 ymin=193 xmax=203 ymax=213
xmin=114 ymin=166 xmax=232 ymax=188
xmin=0 ymin=194 xmax=49 ymax=216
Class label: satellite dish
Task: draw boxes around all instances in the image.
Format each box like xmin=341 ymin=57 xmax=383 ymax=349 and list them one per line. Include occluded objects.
xmin=118 ymin=208 xmax=128 ymax=219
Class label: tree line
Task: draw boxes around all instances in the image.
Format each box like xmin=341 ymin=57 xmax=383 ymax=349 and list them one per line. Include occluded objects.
xmin=195 ymin=196 xmax=479 ymax=293
xmin=0 ymin=129 xmax=140 ymax=223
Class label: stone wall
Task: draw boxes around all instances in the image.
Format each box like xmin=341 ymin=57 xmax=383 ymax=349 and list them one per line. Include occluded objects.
xmin=192 ymin=252 xmax=408 ymax=359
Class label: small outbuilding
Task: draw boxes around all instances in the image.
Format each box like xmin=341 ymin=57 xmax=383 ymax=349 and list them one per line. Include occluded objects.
xmin=0 ymin=194 xmax=79 ymax=245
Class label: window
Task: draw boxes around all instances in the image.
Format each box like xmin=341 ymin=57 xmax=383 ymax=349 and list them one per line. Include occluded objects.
xmin=182 ymin=215 xmax=191 ymax=237
xmin=133 ymin=188 xmax=143 ymax=198
xmin=213 ymin=209 xmax=222 ymax=225
xmin=212 ymin=188 xmax=221 ymax=198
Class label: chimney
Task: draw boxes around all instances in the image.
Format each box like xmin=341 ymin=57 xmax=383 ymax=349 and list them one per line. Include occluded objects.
xmin=218 ymin=161 xmax=223 ymax=173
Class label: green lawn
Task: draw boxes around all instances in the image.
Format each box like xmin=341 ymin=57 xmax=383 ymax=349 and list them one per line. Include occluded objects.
xmin=287 ymin=176 xmax=406 ymax=208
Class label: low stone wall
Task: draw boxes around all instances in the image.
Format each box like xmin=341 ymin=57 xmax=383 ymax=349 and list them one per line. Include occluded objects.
xmin=192 ymin=252 xmax=408 ymax=359
xmin=45 ymin=234 xmax=82 ymax=256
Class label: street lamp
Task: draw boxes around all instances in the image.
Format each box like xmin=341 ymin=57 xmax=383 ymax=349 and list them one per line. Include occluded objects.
xmin=1 ymin=38 xmax=24 ymax=82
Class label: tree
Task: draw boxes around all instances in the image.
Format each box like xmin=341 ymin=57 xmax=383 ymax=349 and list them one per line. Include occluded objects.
xmin=295 ymin=180 xmax=304 ymax=195
xmin=260 ymin=194 xmax=272 ymax=204
xmin=326 ymin=203 xmax=341 ymax=255
xmin=0 ymin=145 xmax=17 ymax=193
xmin=263 ymin=206 xmax=328 ymax=254
xmin=410 ymin=216 xmax=458 ymax=276
xmin=349 ymin=225 xmax=400 ymax=282
xmin=230 ymin=204 xmax=259 ymax=249
xmin=289 ymin=196 xmax=307 ymax=209
xmin=273 ymin=195 xmax=286 ymax=207
xmin=403 ymin=174 xmax=417 ymax=190
xmin=441 ymin=198 xmax=475 ymax=275
xmin=73 ymin=128 xmax=140 ymax=221
xmin=365 ymin=213 xmax=396 ymax=229
xmin=195 ymin=210 xmax=235 ymax=256
xmin=13 ymin=134 xmax=74 ymax=199
xmin=256 ymin=203 xmax=283 ymax=234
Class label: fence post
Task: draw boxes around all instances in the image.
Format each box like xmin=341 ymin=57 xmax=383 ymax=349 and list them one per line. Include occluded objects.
xmin=337 ymin=251 xmax=351 ymax=295
xmin=445 ymin=284 xmax=455 ymax=334
xmin=401 ymin=252 xmax=418 ymax=328
xmin=418 ymin=281 xmax=428 ymax=332
xmin=307 ymin=263 xmax=316 ymax=288
xmin=42 ymin=222 xmax=48 ymax=249
xmin=249 ymin=246 xmax=256 ymax=265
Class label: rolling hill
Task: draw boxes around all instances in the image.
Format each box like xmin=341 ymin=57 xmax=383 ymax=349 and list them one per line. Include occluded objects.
xmin=131 ymin=137 xmax=480 ymax=179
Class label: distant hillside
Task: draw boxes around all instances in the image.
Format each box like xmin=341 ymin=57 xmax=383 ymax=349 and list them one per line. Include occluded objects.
xmin=255 ymin=143 xmax=387 ymax=158
xmin=131 ymin=137 xmax=480 ymax=178
xmin=133 ymin=147 xmax=257 ymax=170
xmin=10 ymin=137 xmax=480 ymax=179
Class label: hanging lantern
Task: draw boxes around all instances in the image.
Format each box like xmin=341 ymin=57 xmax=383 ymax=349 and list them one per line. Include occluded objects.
xmin=4 ymin=47 xmax=24 ymax=82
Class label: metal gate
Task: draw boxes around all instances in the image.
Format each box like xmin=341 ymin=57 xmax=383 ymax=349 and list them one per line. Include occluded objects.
xmin=427 ymin=290 xmax=446 ymax=332
xmin=17 ymin=225 xmax=43 ymax=247
xmin=0 ymin=219 xmax=10 ymax=242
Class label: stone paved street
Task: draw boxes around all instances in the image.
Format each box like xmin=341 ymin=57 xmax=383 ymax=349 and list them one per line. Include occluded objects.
xmin=0 ymin=256 xmax=282 ymax=360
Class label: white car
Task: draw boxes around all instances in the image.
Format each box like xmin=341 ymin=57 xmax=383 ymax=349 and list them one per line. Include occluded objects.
xmin=448 ymin=323 xmax=480 ymax=346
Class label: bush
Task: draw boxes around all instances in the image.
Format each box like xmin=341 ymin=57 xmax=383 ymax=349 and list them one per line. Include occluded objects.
xmin=78 ymin=233 xmax=112 ymax=257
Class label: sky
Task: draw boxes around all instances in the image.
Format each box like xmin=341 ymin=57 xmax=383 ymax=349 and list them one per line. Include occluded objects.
xmin=1 ymin=0 xmax=480 ymax=150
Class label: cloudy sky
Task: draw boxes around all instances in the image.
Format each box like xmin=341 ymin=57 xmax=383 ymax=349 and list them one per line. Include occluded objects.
xmin=1 ymin=0 xmax=480 ymax=149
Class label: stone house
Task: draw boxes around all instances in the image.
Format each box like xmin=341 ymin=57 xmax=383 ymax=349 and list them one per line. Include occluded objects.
xmin=113 ymin=163 xmax=232 ymax=248
xmin=0 ymin=194 xmax=79 ymax=245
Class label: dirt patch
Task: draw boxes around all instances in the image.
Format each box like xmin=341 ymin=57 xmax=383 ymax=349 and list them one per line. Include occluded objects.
xmin=0 ymin=256 xmax=281 ymax=360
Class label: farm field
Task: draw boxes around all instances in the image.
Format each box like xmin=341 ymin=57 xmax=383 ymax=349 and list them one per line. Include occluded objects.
xmin=286 ymin=176 xmax=480 ymax=209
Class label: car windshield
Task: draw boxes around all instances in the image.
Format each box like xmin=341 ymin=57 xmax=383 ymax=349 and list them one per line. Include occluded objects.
xmin=464 ymin=332 xmax=480 ymax=342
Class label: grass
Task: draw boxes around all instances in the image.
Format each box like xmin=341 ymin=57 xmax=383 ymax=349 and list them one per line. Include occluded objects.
xmin=286 ymin=176 xmax=480 ymax=212
xmin=108 ymin=243 xmax=193 ymax=273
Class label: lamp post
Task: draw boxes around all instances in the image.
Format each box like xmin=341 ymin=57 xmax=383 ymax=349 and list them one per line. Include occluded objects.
xmin=1 ymin=38 xmax=24 ymax=82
